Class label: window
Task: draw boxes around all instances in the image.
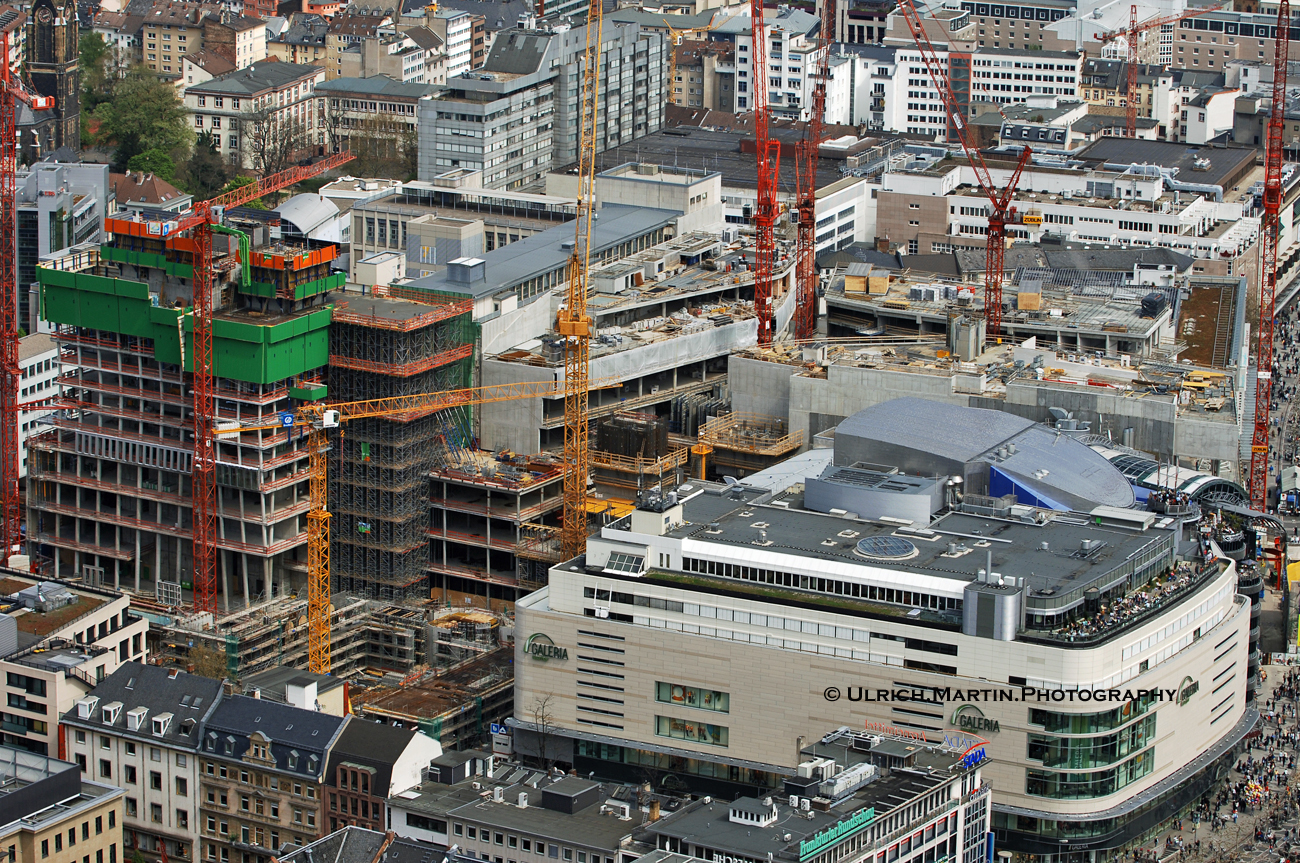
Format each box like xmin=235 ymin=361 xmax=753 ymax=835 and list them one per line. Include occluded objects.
xmin=150 ymin=804 xmax=163 ymax=823
xmin=655 ymin=682 xmax=729 ymax=712
xmin=125 ymin=765 xmax=136 ymax=784
xmin=75 ymin=730 xmax=86 ymax=744
xmin=604 ymin=553 xmax=644 ymax=573
xmin=655 ymin=715 xmax=729 ymax=746
xmin=99 ymin=759 xmax=112 ymax=778
xmin=151 ymin=771 xmax=162 ymax=790
xmin=100 ymin=736 xmax=110 ymax=750
xmin=125 ymin=799 xmax=137 ymax=818
xmin=176 ymin=777 xmax=188 ymax=796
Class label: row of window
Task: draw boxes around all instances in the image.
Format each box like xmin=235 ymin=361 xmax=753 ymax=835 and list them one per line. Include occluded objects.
xmin=38 ymin=815 xmax=114 ymax=858
xmin=680 ymin=556 xmax=959 ymax=611
xmin=448 ymin=822 xmax=615 ymax=863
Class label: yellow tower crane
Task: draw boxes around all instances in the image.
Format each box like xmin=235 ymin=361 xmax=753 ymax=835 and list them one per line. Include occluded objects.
xmin=663 ymin=17 xmax=721 ymax=107
xmin=227 ymin=378 xmax=618 ymax=674
xmin=236 ymin=0 xmax=613 ymax=675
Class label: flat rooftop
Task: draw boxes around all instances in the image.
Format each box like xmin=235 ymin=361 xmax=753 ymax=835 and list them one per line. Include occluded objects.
xmin=1074 ymin=138 xmax=1258 ymax=191
xmin=655 ymin=487 xmax=1171 ymax=603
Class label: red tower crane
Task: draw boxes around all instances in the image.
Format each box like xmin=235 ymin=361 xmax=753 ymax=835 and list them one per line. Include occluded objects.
xmin=751 ymin=0 xmax=780 ymax=346
xmin=134 ymin=153 xmax=354 ymax=612
xmin=1095 ymin=5 xmax=1215 ymax=138
xmin=1248 ymin=0 xmax=1289 ymax=510
xmin=897 ymin=0 xmax=1031 ymax=336
xmin=0 ymin=33 xmax=54 ymax=564
xmin=792 ymin=0 xmax=835 ymax=341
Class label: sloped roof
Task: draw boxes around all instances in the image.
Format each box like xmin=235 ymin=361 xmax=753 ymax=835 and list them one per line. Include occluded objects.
xmin=203 ymin=694 xmax=346 ymax=779
xmin=60 ymin=662 xmax=224 ymax=748
xmin=183 ymin=48 xmax=236 ymax=76
xmin=324 ymin=718 xmax=416 ymax=795
xmin=314 ymin=74 xmax=437 ymax=98
xmin=111 ymin=171 xmax=189 ymax=207
xmin=281 ymin=827 xmax=444 ymax=863
xmin=188 ymin=59 xmax=321 ymax=95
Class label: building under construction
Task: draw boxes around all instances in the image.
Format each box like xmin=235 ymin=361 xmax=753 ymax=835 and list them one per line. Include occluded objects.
xmin=328 ymin=294 xmax=474 ymax=600
xmin=27 ymin=210 xmax=337 ymax=606
xmin=428 ymin=451 xmax=565 ymax=605
xmin=697 ymin=412 xmax=804 ymax=479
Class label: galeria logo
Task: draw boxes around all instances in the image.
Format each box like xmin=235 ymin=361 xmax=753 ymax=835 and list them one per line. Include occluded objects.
xmin=524 ymin=633 xmax=569 ymax=662
xmin=951 ymin=704 xmax=1000 ymax=734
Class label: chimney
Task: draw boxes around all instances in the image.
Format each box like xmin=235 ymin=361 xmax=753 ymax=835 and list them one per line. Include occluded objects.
xmin=649 ymin=800 xmax=661 ymax=821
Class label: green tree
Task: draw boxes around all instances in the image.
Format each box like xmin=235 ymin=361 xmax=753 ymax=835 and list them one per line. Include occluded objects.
xmin=94 ymin=66 xmax=194 ymax=168
xmin=221 ymin=176 xmax=268 ymax=210
xmin=78 ymin=32 xmax=111 ymax=110
xmin=177 ymin=132 xmax=230 ymax=200
xmin=186 ymin=644 xmax=228 ymax=682
xmin=126 ymin=148 xmax=176 ymax=183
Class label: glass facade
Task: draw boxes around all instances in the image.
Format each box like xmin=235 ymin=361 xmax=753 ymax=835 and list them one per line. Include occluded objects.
xmin=1029 ymin=714 xmax=1156 ymax=769
xmin=1028 ymin=695 xmax=1153 ymax=733
xmin=1026 ymin=748 xmax=1155 ymax=799
xmin=655 ymin=682 xmax=730 ymax=713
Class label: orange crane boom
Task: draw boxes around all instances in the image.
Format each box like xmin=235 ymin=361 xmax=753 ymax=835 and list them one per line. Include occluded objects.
xmin=897 ymin=0 xmax=1031 ymax=337
xmin=0 ymin=32 xmax=54 ymax=564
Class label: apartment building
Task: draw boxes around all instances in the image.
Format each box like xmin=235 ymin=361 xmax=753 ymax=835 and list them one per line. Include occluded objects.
xmin=183 ymin=61 xmax=325 ymax=167
xmin=0 ymin=748 xmax=125 ymax=863
xmin=325 ymin=11 xmax=392 ymax=80
xmin=140 ymin=3 xmax=221 ymax=80
xmin=427 ymin=9 xmax=473 ymax=78
xmin=1078 ymin=58 xmax=1173 ymax=130
xmin=18 ymin=335 xmax=58 ymax=479
xmin=0 ymin=576 xmax=149 ymax=757
xmin=714 ymin=6 xmax=828 ymax=119
xmin=179 ymin=50 xmax=235 ymax=92
xmin=197 ymin=696 xmax=346 ymax=863
xmin=202 ymin=14 xmax=267 ymax=70
xmin=63 ymin=664 xmax=225 ymax=863
xmin=91 ymin=11 xmax=142 ymax=77
xmin=417 ymin=18 xmax=665 ymax=190
xmin=671 ymin=40 xmax=735 ymax=111
xmin=334 ymin=31 xmax=441 ymax=84
xmin=266 ymin=16 xmax=327 ymax=66
xmin=321 ymin=720 xmax=439 ymax=833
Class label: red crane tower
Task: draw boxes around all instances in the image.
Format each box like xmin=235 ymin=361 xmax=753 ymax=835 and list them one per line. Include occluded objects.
xmin=0 ymin=33 xmax=54 ymax=565
xmin=897 ymin=0 xmax=1031 ymax=337
xmin=135 ymin=153 xmax=354 ymax=612
xmin=1095 ymin=5 xmax=1215 ymax=138
xmin=1249 ymin=0 xmax=1289 ymax=510
xmin=751 ymin=0 xmax=780 ymax=345
xmin=792 ymin=0 xmax=835 ymax=341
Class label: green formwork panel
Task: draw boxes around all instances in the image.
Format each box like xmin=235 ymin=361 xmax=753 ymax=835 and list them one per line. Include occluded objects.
xmin=246 ymin=281 xmax=277 ymax=298
xmin=38 ymin=267 xmax=333 ymax=385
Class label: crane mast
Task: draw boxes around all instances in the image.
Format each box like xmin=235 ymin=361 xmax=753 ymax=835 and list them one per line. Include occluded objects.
xmin=1249 ymin=0 xmax=1289 ymax=510
xmin=558 ymin=0 xmax=604 ymax=561
xmin=897 ymin=0 xmax=1031 ymax=336
xmin=793 ymin=0 xmax=835 ymax=341
xmin=752 ymin=0 xmax=780 ymax=345
xmin=1103 ymin=5 xmax=1215 ymax=137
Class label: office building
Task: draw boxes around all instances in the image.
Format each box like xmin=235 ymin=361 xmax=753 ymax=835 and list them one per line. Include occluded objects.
xmin=417 ymin=17 xmax=666 ymax=190
xmin=0 ymin=747 xmax=125 ymax=863
xmin=18 ymin=335 xmax=58 ymax=479
xmin=513 ymin=398 xmax=1255 ymax=861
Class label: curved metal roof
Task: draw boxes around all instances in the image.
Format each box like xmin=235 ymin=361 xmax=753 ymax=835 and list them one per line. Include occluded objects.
xmin=275 ymin=193 xmax=340 ymax=234
xmin=836 ymin=398 xmax=1134 ymax=510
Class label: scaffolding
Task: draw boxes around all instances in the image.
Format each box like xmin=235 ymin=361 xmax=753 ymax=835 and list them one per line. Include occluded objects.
xmin=698 ymin=412 xmax=805 ymax=478
xmin=328 ymin=295 xmax=475 ymax=600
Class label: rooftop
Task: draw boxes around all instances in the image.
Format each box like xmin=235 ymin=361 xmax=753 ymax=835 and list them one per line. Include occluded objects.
xmin=280 ymin=827 xmax=445 ymax=863
xmin=314 ymin=75 xmax=439 ymax=99
xmin=188 ymin=60 xmax=322 ymax=96
xmin=63 ymin=662 xmax=223 ymax=745
xmin=1074 ymin=138 xmax=1258 ymax=191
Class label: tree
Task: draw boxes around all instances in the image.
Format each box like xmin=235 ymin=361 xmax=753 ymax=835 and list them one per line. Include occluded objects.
xmin=529 ymin=694 xmax=558 ymax=770
xmin=78 ymin=32 xmax=112 ymax=110
xmin=187 ymin=644 xmax=228 ymax=681
xmin=126 ymin=148 xmax=176 ymax=183
xmin=177 ymin=132 xmax=230 ymax=200
xmin=93 ymin=66 xmax=194 ymax=168
xmin=243 ymin=108 xmax=309 ymax=182
xmin=221 ymin=176 xmax=268 ymax=209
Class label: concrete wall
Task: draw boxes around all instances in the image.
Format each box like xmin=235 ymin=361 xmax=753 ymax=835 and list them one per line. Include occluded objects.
xmin=478 ymin=359 xmax=557 ymax=454
xmin=547 ymin=168 xmax=724 ymax=235
xmin=730 ymin=355 xmax=1242 ymax=463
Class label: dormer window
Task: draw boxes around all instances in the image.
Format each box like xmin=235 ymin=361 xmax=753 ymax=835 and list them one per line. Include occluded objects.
xmin=206 ymin=732 xmax=216 ymax=752
xmin=180 ymin=719 xmax=195 ymax=736
xmin=152 ymin=713 xmax=173 ymax=736
xmin=126 ymin=707 xmax=148 ymax=731
xmin=77 ymin=696 xmax=100 ymax=719
xmin=102 ymin=702 xmax=122 ymax=725
xmin=307 ymin=754 xmax=318 ymax=773
xmin=224 ymin=735 xmax=236 ymax=755
xmin=287 ymin=750 xmax=299 ymax=770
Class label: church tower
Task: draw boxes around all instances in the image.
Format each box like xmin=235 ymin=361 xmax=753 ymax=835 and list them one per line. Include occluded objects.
xmin=26 ymin=0 xmax=79 ymax=152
